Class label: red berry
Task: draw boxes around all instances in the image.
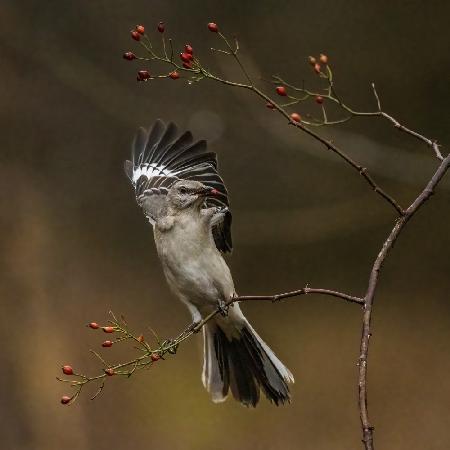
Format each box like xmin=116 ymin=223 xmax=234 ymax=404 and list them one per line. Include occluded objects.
xmin=62 ymin=365 xmax=73 ymax=375
xmin=137 ymin=70 xmax=151 ymax=81
xmin=88 ymin=322 xmax=100 ymax=329
xmin=104 ymin=368 xmax=115 ymax=376
xmin=266 ymin=102 xmax=275 ymax=109
xmin=102 ymin=326 xmax=115 ymax=333
xmin=313 ymin=63 xmax=321 ymax=74
xmin=276 ymin=86 xmax=287 ymax=96
xmin=182 ymin=62 xmax=193 ymax=69
xmin=308 ymin=56 xmax=317 ymax=66
xmin=207 ymin=22 xmax=218 ymax=33
xmin=184 ymin=44 xmax=193 ymax=55
xmin=61 ymin=395 xmax=71 ymax=405
xmin=102 ymin=340 xmax=113 ymax=347
xmin=290 ymin=112 xmax=302 ymax=122
xmin=169 ymin=71 xmax=180 ymax=80
xmin=319 ymin=53 xmax=328 ymax=64
xmin=136 ymin=25 xmax=145 ymax=35
xmin=131 ymin=30 xmax=141 ymax=41
xmin=151 ymin=353 xmax=161 ymax=362
xmin=315 ymin=95 xmax=324 ymax=104
xmin=123 ymin=52 xmax=136 ymax=61
xmin=180 ymin=52 xmax=193 ymax=63
xmin=157 ymin=21 xmax=165 ymax=33
xmin=137 ymin=335 xmax=145 ymax=342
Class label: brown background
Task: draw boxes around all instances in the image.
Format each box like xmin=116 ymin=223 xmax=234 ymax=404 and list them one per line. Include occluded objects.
xmin=1 ymin=1 xmax=449 ymax=449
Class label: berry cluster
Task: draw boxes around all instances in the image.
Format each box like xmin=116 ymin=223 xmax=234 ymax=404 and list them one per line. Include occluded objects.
xmin=57 ymin=312 xmax=168 ymax=406
xmin=122 ymin=21 xmax=221 ymax=83
xmin=121 ymin=20 xmax=382 ymax=132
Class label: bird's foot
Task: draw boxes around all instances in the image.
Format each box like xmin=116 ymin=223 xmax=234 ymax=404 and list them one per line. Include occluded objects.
xmin=217 ymin=299 xmax=230 ymax=317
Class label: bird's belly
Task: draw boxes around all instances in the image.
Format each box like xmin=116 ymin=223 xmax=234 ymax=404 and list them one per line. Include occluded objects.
xmin=156 ymin=232 xmax=234 ymax=313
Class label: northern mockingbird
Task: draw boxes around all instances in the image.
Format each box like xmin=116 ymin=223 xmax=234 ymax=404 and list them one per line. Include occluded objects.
xmin=125 ymin=119 xmax=293 ymax=407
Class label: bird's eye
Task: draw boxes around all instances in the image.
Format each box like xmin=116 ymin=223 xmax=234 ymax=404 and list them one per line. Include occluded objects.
xmin=179 ymin=186 xmax=188 ymax=195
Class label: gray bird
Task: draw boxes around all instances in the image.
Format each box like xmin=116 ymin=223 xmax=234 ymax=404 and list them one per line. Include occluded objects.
xmin=125 ymin=119 xmax=293 ymax=406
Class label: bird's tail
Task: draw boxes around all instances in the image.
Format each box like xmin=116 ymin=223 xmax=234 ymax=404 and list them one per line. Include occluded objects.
xmin=202 ymin=313 xmax=294 ymax=407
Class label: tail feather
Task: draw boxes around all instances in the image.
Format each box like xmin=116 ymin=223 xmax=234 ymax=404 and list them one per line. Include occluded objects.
xmin=202 ymin=319 xmax=294 ymax=407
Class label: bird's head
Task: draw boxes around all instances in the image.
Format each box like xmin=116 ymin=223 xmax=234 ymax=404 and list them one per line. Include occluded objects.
xmin=167 ymin=180 xmax=218 ymax=211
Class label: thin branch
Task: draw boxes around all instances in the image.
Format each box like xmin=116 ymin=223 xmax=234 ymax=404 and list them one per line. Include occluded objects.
xmin=371 ymin=83 xmax=382 ymax=111
xmin=379 ymin=111 xmax=444 ymax=160
xmin=272 ymin=75 xmax=444 ymax=161
xmin=236 ymin=288 xmax=364 ymax=305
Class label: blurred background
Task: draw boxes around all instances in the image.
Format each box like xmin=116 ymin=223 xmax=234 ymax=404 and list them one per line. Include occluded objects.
xmin=1 ymin=1 xmax=449 ymax=449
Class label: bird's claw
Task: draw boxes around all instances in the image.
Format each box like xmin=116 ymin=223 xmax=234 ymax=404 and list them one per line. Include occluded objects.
xmin=217 ymin=300 xmax=229 ymax=317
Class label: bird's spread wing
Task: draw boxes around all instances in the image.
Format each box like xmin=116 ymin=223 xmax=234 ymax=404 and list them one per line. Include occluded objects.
xmin=124 ymin=119 xmax=232 ymax=252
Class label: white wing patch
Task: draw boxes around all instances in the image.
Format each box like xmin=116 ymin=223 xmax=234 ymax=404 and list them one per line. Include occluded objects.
xmin=132 ymin=163 xmax=174 ymax=183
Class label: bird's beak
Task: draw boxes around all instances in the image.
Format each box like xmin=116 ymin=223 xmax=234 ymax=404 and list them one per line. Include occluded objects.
xmin=198 ymin=187 xmax=219 ymax=197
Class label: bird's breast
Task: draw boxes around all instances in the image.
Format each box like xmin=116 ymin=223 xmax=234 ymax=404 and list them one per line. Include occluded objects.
xmin=154 ymin=215 xmax=234 ymax=311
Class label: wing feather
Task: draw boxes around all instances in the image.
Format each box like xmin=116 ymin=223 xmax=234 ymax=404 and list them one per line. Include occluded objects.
xmin=125 ymin=119 xmax=232 ymax=252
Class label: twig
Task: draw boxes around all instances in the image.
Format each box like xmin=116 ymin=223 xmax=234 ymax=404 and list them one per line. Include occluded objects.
xmin=236 ymin=288 xmax=364 ymax=305
xmin=272 ymin=75 xmax=444 ymax=161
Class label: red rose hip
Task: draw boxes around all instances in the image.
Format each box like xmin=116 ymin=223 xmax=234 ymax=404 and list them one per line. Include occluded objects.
xmin=180 ymin=52 xmax=193 ymax=63
xmin=137 ymin=70 xmax=151 ymax=81
xmin=88 ymin=322 xmax=100 ymax=329
xmin=131 ymin=30 xmax=141 ymax=41
xmin=102 ymin=340 xmax=113 ymax=347
xmin=276 ymin=86 xmax=287 ymax=96
xmin=169 ymin=71 xmax=180 ymax=80
xmin=315 ymin=95 xmax=324 ymax=104
xmin=123 ymin=52 xmax=136 ymax=61
xmin=290 ymin=112 xmax=301 ymax=122
xmin=136 ymin=25 xmax=145 ymax=35
xmin=62 ymin=365 xmax=73 ymax=375
xmin=61 ymin=395 xmax=71 ymax=405
xmin=207 ymin=22 xmax=218 ymax=32
xmin=157 ymin=22 xmax=165 ymax=33
xmin=184 ymin=44 xmax=193 ymax=55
